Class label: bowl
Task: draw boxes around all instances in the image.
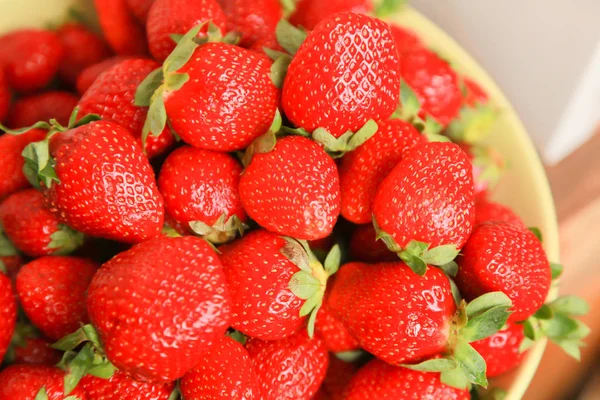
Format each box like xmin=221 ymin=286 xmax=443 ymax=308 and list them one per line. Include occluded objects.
xmin=0 ymin=2 xmax=560 ymax=398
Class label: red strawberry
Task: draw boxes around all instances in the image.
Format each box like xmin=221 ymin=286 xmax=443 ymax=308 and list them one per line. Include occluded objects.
xmin=239 ymin=136 xmax=340 ymax=240
xmin=81 ymin=370 xmax=175 ymax=400
xmin=126 ymin=0 xmax=155 ymax=23
xmin=339 ymin=118 xmax=426 ymax=224
xmin=282 ymin=13 xmax=400 ymax=139
xmin=0 ymin=189 xmax=83 ymax=257
xmin=85 ymin=236 xmax=231 ymax=382
xmin=158 ymin=146 xmax=246 ymax=243
xmin=1 ymin=255 xmax=23 ymax=281
xmin=0 ymin=272 xmax=16 ymax=362
xmin=319 ymin=355 xmax=360 ymax=400
xmin=390 ymin=24 xmax=424 ymax=54
xmin=8 ymin=91 xmax=78 ymax=129
xmin=463 ymin=77 xmax=489 ymax=107
xmin=0 ymin=128 xmax=47 ymax=200
xmin=12 ymin=337 xmax=62 ymax=365
xmin=77 ymin=58 xmax=175 ymax=157
xmin=475 ymin=199 xmax=524 ymax=227
xmin=0 ymin=29 xmax=64 ymax=93
xmin=0 ymin=71 xmax=10 ymax=122
xmin=455 ymin=222 xmax=552 ymax=322
xmin=180 ymin=335 xmax=260 ymax=399
xmin=315 ymin=299 xmax=359 ymax=353
xmin=16 ymin=256 xmax=97 ymax=340
xmin=343 ymin=359 xmax=469 ymax=400
xmin=218 ymin=0 xmax=282 ymax=47
xmin=76 ymin=56 xmax=131 ymax=95
xmin=246 ymin=330 xmax=329 ymax=400
xmin=94 ymin=0 xmax=148 ymax=56
xmin=372 ymin=142 xmax=475 ymax=274
xmin=348 ymin=223 xmax=396 ymax=263
xmin=0 ymin=364 xmax=87 ymax=399
xmin=146 ymin=0 xmax=227 ymax=62
xmin=249 ymin=33 xmax=283 ymax=54
xmin=56 ymin=23 xmax=112 ymax=85
xmin=471 ymin=322 xmax=526 ymax=378
xmin=289 ymin=0 xmax=373 ymax=30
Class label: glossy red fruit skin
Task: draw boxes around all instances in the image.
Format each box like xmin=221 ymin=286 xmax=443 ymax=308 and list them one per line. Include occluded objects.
xmin=0 ymin=71 xmax=10 ymax=122
xmin=218 ymin=0 xmax=282 ymax=47
xmin=146 ymin=0 xmax=227 ymax=62
xmin=290 ymin=0 xmax=372 ymax=31
xmin=46 ymin=121 xmax=164 ymax=243
xmin=373 ymin=142 xmax=475 ymax=250
xmin=471 ymin=322 xmax=526 ymax=378
xmin=389 ymin=24 xmax=424 ymax=54
xmin=455 ymin=222 xmax=551 ymax=322
xmin=126 ymin=0 xmax=155 ymax=23
xmin=343 ymin=359 xmax=469 ymax=400
xmin=0 ymin=274 xmax=16 ymax=362
xmin=0 ymin=364 xmax=88 ymax=399
xmin=164 ymin=43 xmax=279 ymax=151
xmin=180 ymin=336 xmax=260 ymax=399
xmin=339 ymin=119 xmax=426 ymax=224
xmin=94 ymin=0 xmax=148 ymax=56
xmin=246 ymin=330 xmax=329 ymax=400
xmin=81 ymin=370 xmax=175 ymax=400
xmin=475 ymin=199 xmax=525 ymax=227
xmin=0 ymin=129 xmax=47 ymax=200
xmin=349 ymin=223 xmax=397 ymax=263
xmin=78 ymin=58 xmax=175 ymax=157
xmin=158 ymin=146 xmax=246 ymax=227
xmin=219 ymin=230 xmax=305 ymax=339
xmin=0 ymin=29 xmax=64 ymax=93
xmin=401 ymin=49 xmax=462 ymax=127
xmin=8 ymin=91 xmax=79 ymax=129
xmin=16 ymin=256 xmax=97 ymax=340
xmin=12 ymin=338 xmax=62 ymax=365
xmin=329 ymin=262 xmax=455 ymax=365
xmin=87 ymin=236 xmax=232 ymax=383
xmin=315 ymin=300 xmax=359 ymax=353
xmin=282 ymin=13 xmax=400 ymax=138
xmin=76 ymin=56 xmax=131 ymax=95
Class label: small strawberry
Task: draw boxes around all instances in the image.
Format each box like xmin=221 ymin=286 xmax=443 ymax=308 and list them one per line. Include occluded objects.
xmin=455 ymin=221 xmax=552 ymax=322
xmin=146 ymin=0 xmax=227 ymax=62
xmin=76 ymin=56 xmax=131 ymax=95
xmin=0 ymin=29 xmax=64 ymax=93
xmin=389 ymin=24 xmax=424 ymax=54
xmin=218 ymin=0 xmax=282 ymax=48
xmin=239 ymin=136 xmax=340 ymax=240
xmin=0 ymin=272 xmax=16 ymax=362
xmin=81 ymin=370 xmax=175 ymax=400
xmin=319 ymin=355 xmax=360 ymax=400
xmin=8 ymin=91 xmax=78 ymax=129
xmin=0 ymin=70 xmax=10 ymax=122
xmin=246 ymin=330 xmax=329 ymax=400
xmin=0 ymin=364 xmax=87 ymax=399
xmin=372 ymin=142 xmax=475 ymax=275
xmin=289 ymin=0 xmax=373 ymax=31
xmin=11 ymin=337 xmax=62 ymax=365
xmin=158 ymin=146 xmax=246 ymax=243
xmin=56 ymin=23 xmax=113 ymax=86
xmin=180 ymin=335 xmax=260 ymax=399
xmin=94 ymin=0 xmax=148 ymax=56
xmin=126 ymin=0 xmax=155 ymax=23
xmin=77 ymin=58 xmax=175 ymax=157
xmin=343 ymin=359 xmax=469 ymax=400
xmin=471 ymin=322 xmax=526 ymax=378
xmin=348 ymin=223 xmax=396 ymax=263
xmin=315 ymin=297 xmax=359 ymax=353
xmin=0 ymin=189 xmax=84 ymax=257
xmin=475 ymin=199 xmax=524 ymax=227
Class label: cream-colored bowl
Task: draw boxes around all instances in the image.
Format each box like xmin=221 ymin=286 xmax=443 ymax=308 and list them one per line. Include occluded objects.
xmin=0 ymin=2 xmax=559 ymax=399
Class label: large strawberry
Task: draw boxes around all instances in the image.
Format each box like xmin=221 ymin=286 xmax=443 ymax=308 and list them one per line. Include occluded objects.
xmin=94 ymin=0 xmax=148 ymax=56
xmin=180 ymin=335 xmax=260 ymax=399
xmin=8 ymin=91 xmax=79 ymax=129
xmin=0 ymin=364 xmax=87 ymax=399
xmin=471 ymin=322 xmax=526 ymax=378
xmin=289 ymin=0 xmax=373 ymax=30
xmin=246 ymin=330 xmax=329 ymax=400
xmin=475 ymin=199 xmax=524 ymax=227
xmin=0 ymin=189 xmax=83 ymax=257
xmin=390 ymin=24 xmax=424 ymax=54
xmin=0 ymin=271 xmax=16 ymax=362
xmin=218 ymin=0 xmax=282 ymax=48
xmin=348 ymin=223 xmax=396 ymax=263
xmin=81 ymin=370 xmax=175 ymax=400
xmin=0 ymin=71 xmax=10 ymax=122
xmin=372 ymin=142 xmax=475 ymax=275
xmin=239 ymin=136 xmax=340 ymax=240
xmin=158 ymin=146 xmax=246 ymax=243
xmin=76 ymin=56 xmax=131 ymax=95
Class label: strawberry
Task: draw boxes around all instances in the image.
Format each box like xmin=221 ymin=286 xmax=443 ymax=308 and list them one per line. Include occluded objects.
xmin=0 ymin=128 xmax=47 ymax=200
xmin=0 ymin=189 xmax=84 ymax=257
xmin=246 ymin=330 xmax=329 ymax=400
xmin=319 ymin=355 xmax=360 ymax=399
xmin=463 ymin=77 xmax=489 ymax=107
xmin=8 ymin=91 xmax=78 ymax=129
xmin=372 ymin=142 xmax=475 ymax=275
xmin=239 ymin=136 xmax=340 ymax=240
xmin=76 ymin=56 xmax=131 ymax=95
xmin=218 ymin=0 xmax=282 ymax=47
xmin=1 ymin=255 xmax=23 ymax=281
xmin=348 ymin=223 xmax=396 ymax=263
xmin=94 ymin=0 xmax=148 ymax=56
xmin=289 ymin=0 xmax=373 ymax=31
xmin=249 ymin=33 xmax=283 ymax=54
xmin=56 ymin=23 xmax=112 ymax=86
xmin=81 ymin=370 xmax=175 ymax=400
xmin=146 ymin=0 xmax=227 ymax=62
xmin=339 ymin=118 xmax=425 ymax=224
xmin=16 ymin=256 xmax=97 ymax=340
xmin=0 ymin=364 xmax=87 ymax=399
xmin=0 ymin=29 xmax=64 ymax=93
xmin=0 ymin=71 xmax=10 ymax=122
xmin=180 ymin=335 xmax=260 ymax=399
xmin=11 ymin=337 xmax=62 ymax=365
xmin=343 ymin=359 xmax=469 ymax=400
xmin=77 ymin=58 xmax=175 ymax=157
xmin=471 ymin=322 xmax=525 ymax=378
xmin=315 ymin=298 xmax=359 ymax=353
xmin=126 ymin=0 xmax=155 ymax=23
xmin=158 ymin=146 xmax=246 ymax=243
xmin=475 ymin=199 xmax=524 ymax=227
xmin=455 ymin=221 xmax=552 ymax=322
xmin=460 ymin=142 xmax=504 ymax=198
xmin=0 ymin=272 xmax=16 ymax=362
xmin=390 ymin=24 xmax=424 ymax=54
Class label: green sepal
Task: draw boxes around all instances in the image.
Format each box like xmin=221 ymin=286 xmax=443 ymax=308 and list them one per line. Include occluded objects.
xmin=35 ymin=387 xmax=49 ymax=400
xmin=439 ymin=261 xmax=459 ymax=277
xmin=421 ymin=116 xmax=443 ymax=136
xmin=280 ymin=237 xmax=312 ymax=273
xmin=163 ymin=25 xmax=203 ymax=74
xmin=519 ymin=337 xmax=534 ymax=353
xmin=134 ymin=68 xmax=164 ymax=107
xmin=48 ymin=224 xmax=84 ymax=255
xmin=528 ymin=227 xmax=543 ymax=242
xmin=453 ymin=339 xmax=488 ymax=388
xmin=402 ymin=357 xmax=457 ymax=372
xmin=447 ymin=102 xmax=497 ymax=144
xmin=162 ymin=226 xmax=182 ymax=238
xmin=270 ymin=54 xmax=292 ymax=89
xmin=1 ymin=121 xmax=52 ymax=135
xmin=323 ymin=244 xmax=341 ymax=276
xmin=449 ymin=277 xmax=463 ymax=306
xmin=300 ymin=293 xmax=321 ymax=317
xmin=550 ymin=296 xmax=589 ymax=316
xmin=275 ymin=19 xmax=307 ymax=55
xmin=22 ymin=140 xmax=59 ymax=189
xmin=465 ymin=292 xmax=512 ymax=318
xmin=397 ymin=240 xmax=460 ymax=276
xmin=550 ymin=262 xmax=564 ymax=280
xmin=288 ymin=270 xmax=320 ymax=300
xmin=399 ymin=250 xmax=427 ymax=276
xmin=280 ymin=125 xmax=311 ymax=137
xmin=395 ymin=80 xmax=421 ymax=120
xmin=87 ymin=362 xmax=115 ymax=379
xmin=421 ymin=244 xmax=460 ymax=266
xmin=306 ymin=302 xmax=321 ymax=338
xmin=241 ymin=109 xmax=282 ymax=167
xmin=64 ymin=342 xmax=94 ymax=394
xmin=0 ymin=228 xmax=18 ymax=257
xmin=311 ymin=120 xmax=379 ymax=158
xmin=374 ymin=0 xmax=406 ymax=17
xmin=164 ymin=73 xmax=189 ymax=92
xmin=227 ymin=330 xmax=247 ymax=345
xmin=280 ymin=0 xmax=296 ymax=17
xmin=334 ymin=350 xmax=366 ymax=363
xmin=168 ymin=385 xmax=181 ymax=400
xmin=141 ymin=86 xmax=166 ymax=142
xmin=425 ymin=131 xmax=451 ymax=142
xmin=533 ymin=304 xmax=554 ymax=320
xmin=170 ymin=33 xmax=183 ymax=44
xmin=189 ymin=213 xmax=247 ymax=244
xmin=264 ymin=47 xmax=288 ymax=61
xmin=461 ymin=305 xmax=512 ymax=342
xmin=372 ymin=217 xmax=402 ymax=252
xmin=52 ymin=324 xmax=101 ymax=351
xmin=441 ymin=367 xmax=470 ymax=390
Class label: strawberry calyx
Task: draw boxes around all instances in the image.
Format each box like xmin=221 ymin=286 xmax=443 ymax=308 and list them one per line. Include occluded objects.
xmin=48 ymin=224 xmax=84 ymax=255
xmin=393 ymin=80 xmax=447 ymax=140
xmin=471 ymin=144 xmax=504 ymax=191
xmin=35 ymin=386 xmax=81 ymax=400
xmin=0 ymin=227 xmax=19 ymax=260
xmin=189 ymin=213 xmax=248 ymax=245
xmin=311 ymin=120 xmax=379 ymax=158
xmin=375 ymin=0 xmax=407 ymax=18
xmin=275 ymin=19 xmax=307 ymax=56
xmin=227 ymin=329 xmax=247 ymax=345
xmin=446 ymin=102 xmax=498 ymax=144
xmin=241 ymin=109 xmax=282 ymax=167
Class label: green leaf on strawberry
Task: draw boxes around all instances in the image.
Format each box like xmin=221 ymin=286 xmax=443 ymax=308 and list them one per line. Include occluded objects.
xmin=311 ymin=119 xmax=379 ymax=158
xmin=0 ymin=227 xmax=18 ymax=257
xmin=528 ymin=227 xmax=543 ymax=242
xmin=275 ymin=19 xmax=307 ymax=55
xmin=446 ymin=102 xmax=497 ymax=144
xmin=35 ymin=387 xmax=48 ymax=400
xmin=550 ymin=262 xmax=564 ymax=280
xmin=48 ymin=224 xmax=84 ymax=255
xmin=241 ymin=109 xmax=282 ymax=167
xmin=270 ymin=54 xmax=292 ymax=89
xmin=189 ymin=213 xmax=247 ymax=244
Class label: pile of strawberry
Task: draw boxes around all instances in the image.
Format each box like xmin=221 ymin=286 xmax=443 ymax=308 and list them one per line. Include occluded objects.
xmin=0 ymin=0 xmax=590 ymax=399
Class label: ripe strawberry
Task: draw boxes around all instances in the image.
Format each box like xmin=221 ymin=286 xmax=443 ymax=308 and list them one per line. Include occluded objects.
xmin=77 ymin=58 xmax=175 ymax=157
xmin=16 ymin=256 xmax=97 ymax=340
xmin=390 ymin=24 xmax=424 ymax=54
xmin=85 ymin=236 xmax=232 ymax=382
xmin=348 ymin=223 xmax=396 ymax=263
xmin=8 ymin=91 xmax=78 ymax=129
xmin=94 ymin=0 xmax=148 ymax=56
xmin=249 ymin=33 xmax=283 ymax=54
xmin=146 ymin=0 xmax=227 ymax=62
xmin=0 ymin=29 xmax=64 ymax=93
xmin=0 ymin=128 xmax=47 ymax=200
xmin=76 ymin=56 xmax=131 ymax=94
xmin=455 ymin=221 xmax=552 ymax=322
xmin=339 ymin=118 xmax=425 ymax=224
xmin=282 ymin=13 xmax=400 ymax=139
xmin=319 ymin=355 xmax=360 ymax=399
xmin=56 ymin=23 xmax=112 ymax=85
xmin=289 ymin=0 xmax=373 ymax=30
xmin=0 ymin=71 xmax=10 ymax=122
xmin=218 ymin=0 xmax=282 ymax=47
xmin=372 ymin=142 xmax=475 ymax=274
xmin=0 ymin=189 xmax=84 ymax=257
xmin=158 ymin=146 xmax=246 ymax=243
xmin=239 ymin=136 xmax=340 ymax=240
xmin=471 ymin=322 xmax=526 ymax=377
xmin=475 ymin=199 xmax=524 ymax=227
xmin=12 ymin=337 xmax=62 ymax=365
xmin=315 ymin=298 xmax=359 ymax=353
xmin=180 ymin=336 xmax=260 ymax=399
xmin=246 ymin=330 xmax=329 ymax=400
xmin=0 ymin=364 xmax=87 ymax=399
xmin=81 ymin=370 xmax=175 ymax=400
xmin=0 ymin=272 xmax=16 ymax=362
xmin=343 ymin=359 xmax=469 ymax=400
xmin=126 ymin=0 xmax=155 ymax=23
